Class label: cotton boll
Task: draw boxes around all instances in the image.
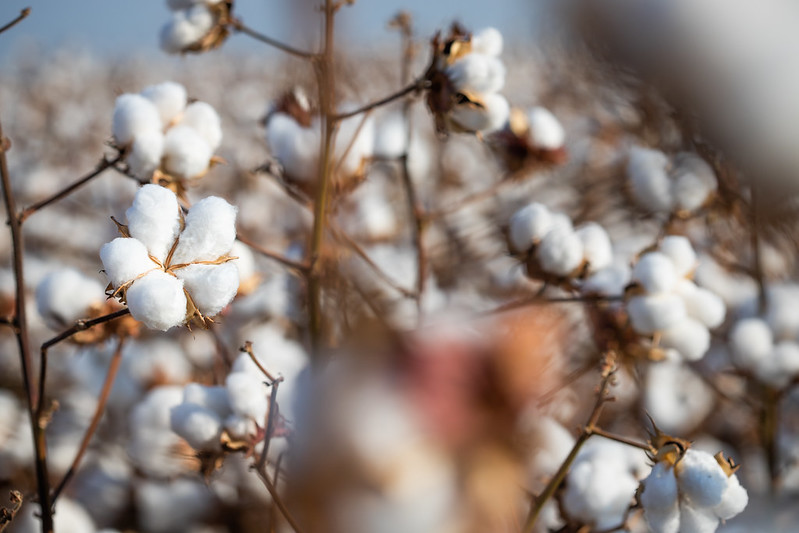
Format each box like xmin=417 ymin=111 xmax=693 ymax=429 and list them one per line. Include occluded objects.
xmin=641 ymin=462 xmax=679 ymax=511
xmin=224 ymin=414 xmax=257 ymax=441
xmin=671 ymin=152 xmax=717 ymax=212
xmin=660 ymin=317 xmax=711 ymax=361
xmin=225 ymin=372 xmax=268 ymax=423
xmin=644 ymin=505 xmax=680 ymax=533
xmin=450 ymin=93 xmax=510 ymax=133
xmin=175 ymin=262 xmax=239 ymax=317
xmin=373 ymin=110 xmax=408 ymax=159
xmin=126 ymin=184 xmax=182 ymax=263
xmin=562 ymin=455 xmax=639 ymax=529
xmin=582 ymin=263 xmax=631 ymax=297
xmin=136 ymin=479 xmax=215 ymax=533
xmin=509 ymin=203 xmax=552 ymax=252
xmin=764 ymin=283 xmax=799 ymax=339
xmin=159 ymin=5 xmax=214 ymax=55
xmin=127 ymin=131 xmax=165 ymax=180
xmin=112 ymin=94 xmax=162 ymax=147
xmin=645 ymin=361 xmax=714 ymax=434
xmin=36 ymin=269 xmax=104 ymax=328
xmin=170 ymin=403 xmax=222 ymax=451
xmin=659 ymin=235 xmax=697 ymax=277
xmin=527 ymin=107 xmax=566 ymax=150
xmin=471 ymin=27 xmax=503 ymax=57
xmin=230 ymin=241 xmax=256 ymax=283
xmin=163 ymin=125 xmax=213 ymax=179
xmin=682 ymin=287 xmax=726 ymax=329
xmin=632 ymin=252 xmax=678 ymax=294
xmin=265 ymin=113 xmax=320 ymax=183
xmin=729 ymin=318 xmax=773 ymax=370
xmin=627 ymin=293 xmax=687 ymax=335
xmin=100 ymin=238 xmax=158 ymax=288
xmin=446 ymin=54 xmax=506 ymax=94
xmin=183 ymin=383 xmax=231 ymax=418
xmin=181 ymin=101 xmax=222 ymax=150
xmin=763 ymin=341 xmax=799 ymax=387
xmin=141 ymin=81 xmax=188 ymax=126
xmin=678 ymin=502 xmax=720 ymax=533
xmin=171 ymin=196 xmax=237 ymax=264
xmin=628 ymin=146 xmax=673 ymax=213
xmin=576 ymin=222 xmax=612 ymax=272
xmin=125 ymin=271 xmax=187 ymax=331
xmin=712 ymin=474 xmax=748 ymax=520
xmin=676 ymin=449 xmax=729 ymax=508
xmin=123 ymin=338 xmax=192 ymax=388
xmin=536 ymin=225 xmax=584 ymax=276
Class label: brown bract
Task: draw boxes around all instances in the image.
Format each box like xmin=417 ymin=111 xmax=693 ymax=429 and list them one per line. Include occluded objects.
xmin=182 ymin=1 xmax=234 ymax=54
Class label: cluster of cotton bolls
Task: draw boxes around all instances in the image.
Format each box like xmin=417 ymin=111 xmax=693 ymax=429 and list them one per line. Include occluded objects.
xmin=640 ymin=447 xmax=748 ymax=533
xmin=100 ymin=184 xmax=239 ymax=330
xmin=508 ymin=202 xmax=613 ymax=278
xmin=627 ymin=147 xmax=718 ymax=215
xmin=160 ymin=0 xmax=229 ymax=54
xmin=626 ymin=236 xmax=726 ymax=361
xmin=728 ymin=282 xmax=799 ymax=388
xmin=112 ymin=81 xmax=222 ymax=182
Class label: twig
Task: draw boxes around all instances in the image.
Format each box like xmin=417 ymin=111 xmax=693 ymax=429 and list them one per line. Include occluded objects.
xmin=254 ymin=465 xmax=304 ymax=533
xmin=0 ymin=119 xmax=53 ymax=533
xmin=240 ymin=341 xmax=277 ymax=382
xmin=591 ymin=428 xmax=655 ymax=453
xmin=331 ymin=79 xmax=428 ymax=122
xmin=18 ymin=154 xmax=122 ymax=223
xmin=0 ymin=8 xmax=30 ymax=36
xmin=51 ymin=337 xmax=126 ymax=504
xmin=229 ymin=19 xmax=316 ymax=59
xmin=425 ymin=177 xmax=514 ymax=220
xmin=257 ymin=376 xmax=283 ymax=474
xmin=482 ymin=293 xmax=624 ymax=317
xmin=236 ymin=233 xmax=310 ymax=274
xmin=0 ymin=490 xmax=23 ymax=532
xmin=40 ymin=308 xmax=131 ymax=353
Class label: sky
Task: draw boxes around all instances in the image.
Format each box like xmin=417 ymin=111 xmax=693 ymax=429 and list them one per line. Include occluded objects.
xmin=0 ymin=0 xmax=543 ymax=61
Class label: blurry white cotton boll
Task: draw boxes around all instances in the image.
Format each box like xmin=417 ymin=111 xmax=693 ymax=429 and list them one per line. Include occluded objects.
xmin=170 ymin=402 xmax=223 ymax=451
xmin=36 ymin=268 xmax=105 ymax=328
xmin=509 ymin=202 xmax=552 ymax=252
xmin=112 ymin=94 xmax=162 ymax=147
xmin=225 ymin=372 xmax=269 ymax=423
xmin=763 ymin=283 xmax=799 ymax=339
xmin=632 ymin=252 xmax=678 ymax=294
xmin=123 ymin=338 xmax=192 ymax=387
xmin=627 ymin=146 xmax=673 ymax=213
xmin=659 ymin=235 xmax=697 ymax=278
xmin=536 ymin=225 xmax=584 ymax=277
xmin=445 ymin=53 xmax=506 ymax=95
xmin=160 ymin=5 xmax=215 ymax=55
xmin=672 ymin=152 xmax=717 ymax=212
xmin=136 ymin=479 xmax=216 ymax=533
xmin=141 ymin=81 xmax=188 ymax=126
xmin=449 ymin=93 xmax=510 ymax=133
xmin=471 ymin=27 xmax=503 ymax=57
xmin=163 ymin=125 xmax=213 ymax=179
xmin=265 ymin=113 xmax=320 ymax=183
xmin=13 ymin=498 xmax=95 ymax=533
xmin=373 ymin=110 xmax=408 ymax=159
xmin=575 ymin=222 xmax=613 ymax=273
xmin=527 ymin=107 xmax=566 ymax=150
xmin=181 ymin=101 xmax=223 ymax=150
xmin=581 ymin=262 xmax=631 ymax=297
xmin=645 ymin=360 xmax=714 ymax=434
xmin=627 ymin=293 xmax=686 ymax=335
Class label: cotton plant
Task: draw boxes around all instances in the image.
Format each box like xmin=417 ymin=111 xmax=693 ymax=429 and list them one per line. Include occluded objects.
xmin=489 ymin=106 xmax=568 ymax=170
xmin=160 ymin=0 xmax=232 ymax=54
xmin=627 ymin=146 xmax=718 ymax=216
xmin=112 ymin=81 xmax=223 ymax=194
xmin=100 ymin=184 xmax=239 ymax=331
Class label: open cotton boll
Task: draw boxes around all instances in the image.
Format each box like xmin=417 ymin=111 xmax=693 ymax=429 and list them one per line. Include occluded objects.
xmin=729 ymin=318 xmax=773 ymax=369
xmin=265 ymin=113 xmax=320 ymax=183
xmin=446 ymin=54 xmax=506 ymax=94
xmin=230 ymin=241 xmax=256 ymax=283
xmin=633 ymin=252 xmax=678 ymax=294
xmin=159 ymin=5 xmax=214 ymax=55
xmin=537 ymin=225 xmax=584 ymax=276
xmin=373 ymin=110 xmax=408 ymax=159
xmin=127 ymin=131 xmax=165 ymax=180
xmin=582 ymin=263 xmax=631 ymax=296
xmin=660 ymin=317 xmax=711 ymax=361
xmin=181 ymin=101 xmax=222 ymax=150
xmin=183 ymin=383 xmax=231 ymax=418
xmin=576 ymin=222 xmax=613 ymax=272
xmin=163 ymin=125 xmax=213 ymax=179
xmin=141 ymin=81 xmax=187 ymax=126
xmin=562 ymin=454 xmax=639 ymax=530
xmin=712 ymin=474 xmax=748 ymax=520
xmin=224 ymin=414 xmax=257 ymax=441
xmin=112 ymin=94 xmax=162 ymax=147
xmin=682 ymin=286 xmax=726 ymax=329
xmin=509 ymin=203 xmax=552 ymax=252
xmin=450 ymin=93 xmax=510 ymax=133
xmin=659 ymin=235 xmax=697 ymax=277
xmin=675 ymin=449 xmax=729 ymax=508
xmin=175 ymin=262 xmax=239 ymax=317
xmin=126 ymin=184 xmax=182 ymax=263
xmin=225 ymin=372 xmax=268 ymax=423
xmin=527 ymin=107 xmax=566 ymax=150
xmin=171 ymin=196 xmax=237 ymax=264
xmin=644 ymin=505 xmax=680 ymax=533
xmin=627 ymin=293 xmax=687 ymax=335
xmin=169 ymin=402 xmax=223 ymax=451
xmin=36 ymin=269 xmax=105 ymax=327
xmin=125 ymin=271 xmax=187 ymax=331
xmin=671 ymin=152 xmax=717 ymax=212
xmin=678 ymin=503 xmax=720 ymax=533
xmin=627 ymin=146 xmax=673 ymax=213
xmin=100 ymin=238 xmax=158 ymax=288
xmin=471 ymin=27 xmax=503 ymax=57
xmin=641 ymin=462 xmax=679 ymax=512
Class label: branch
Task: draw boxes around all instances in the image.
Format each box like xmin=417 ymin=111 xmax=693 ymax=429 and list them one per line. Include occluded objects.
xmin=240 ymin=341 xmax=277 ymax=382
xmin=482 ymin=293 xmax=624 ymax=317
xmin=236 ymin=233 xmax=310 ymax=274
xmin=40 ymin=308 xmax=131 ymax=353
xmin=229 ymin=19 xmax=316 ymax=59
xmin=0 ymin=8 xmax=30 ymax=36
xmin=51 ymin=337 xmax=126 ymax=504
xmin=18 ymin=154 xmax=121 ymax=223
xmin=332 ymin=78 xmax=428 ymax=122
xmin=254 ymin=464 xmax=304 ymax=533
xmin=0 ymin=491 xmax=23 ymax=532
xmin=257 ymin=376 xmax=283 ymax=474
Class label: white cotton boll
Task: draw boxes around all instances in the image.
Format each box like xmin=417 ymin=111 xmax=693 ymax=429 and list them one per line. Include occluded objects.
xmin=641 ymin=462 xmax=679 ymax=511
xmin=633 ymin=252 xmax=678 ymax=294
xmin=181 ymin=101 xmax=222 ymax=150
xmin=126 ymin=184 xmax=182 ymax=263
xmin=537 ymin=225 xmax=584 ymax=276
xmin=171 ymin=196 xmax=237 ymax=264
xmin=644 ymin=505 xmax=680 ymax=533
xmin=471 ymin=27 xmax=503 ymax=57
xmin=764 ymin=283 xmax=799 ymax=339
xmin=127 ymin=131 xmax=165 ymax=180
xmin=225 ymin=372 xmax=268 ymax=423
xmin=627 ymin=146 xmax=673 ymax=213
xmin=335 ymin=111 xmax=375 ymax=178
xmin=100 ymin=238 xmax=158 ymax=288
xmin=763 ymin=341 xmax=799 ymax=388
xmin=729 ymin=318 xmax=773 ymax=370
xmin=527 ymin=107 xmax=566 ymax=150
xmin=265 ymin=113 xmax=320 ymax=183
xmin=136 ymin=479 xmax=215 ymax=533
xmin=712 ymin=474 xmax=748 ymax=520
xmin=224 ymin=414 xmax=257 ymax=441
xmin=449 ymin=93 xmax=510 ymax=133
xmin=163 ymin=125 xmax=212 ymax=179
xmin=676 ymin=449 xmax=729 ymax=508
xmin=446 ymin=54 xmax=506 ymax=94
xmin=112 ymin=94 xmax=162 ymax=147
xmin=141 ymin=81 xmax=188 ymax=127
xmin=373 ymin=110 xmax=407 ymax=159
xmin=36 ymin=269 xmax=104 ymax=327
xmin=170 ymin=402 xmax=222 ymax=451
xmin=562 ymin=458 xmax=639 ymax=530
xmin=660 ymin=317 xmax=711 ymax=361
xmin=175 ymin=262 xmax=239 ymax=317
xmin=126 ymin=271 xmax=187 ymax=331
xmin=682 ymin=286 xmax=726 ymax=329
xmin=130 ymin=386 xmax=185 ymax=430
xmin=576 ymin=222 xmax=613 ymax=272
xmin=509 ymin=203 xmax=552 ymax=252
xmin=230 ymin=241 xmax=256 ymax=282
xmin=627 ymin=293 xmax=687 ymax=335
xmin=659 ymin=235 xmax=697 ymax=277
xmin=671 ymin=152 xmax=717 ymax=212
xmin=183 ymin=383 xmax=230 ymax=418
xmin=159 ymin=5 xmax=214 ymax=55
xmin=678 ymin=502 xmax=720 ymax=533
xmin=582 ymin=263 xmax=631 ymax=297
